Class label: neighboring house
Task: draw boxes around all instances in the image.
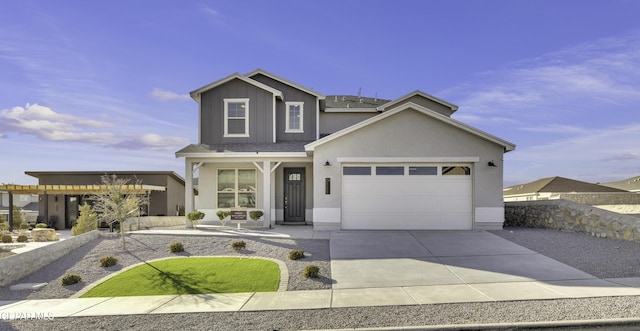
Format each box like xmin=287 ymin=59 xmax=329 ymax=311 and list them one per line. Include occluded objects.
xmin=0 ymin=192 xmax=39 ymax=224
xmin=600 ymin=175 xmax=640 ymax=193
xmin=503 ymin=176 xmax=627 ymax=202
xmin=20 ymin=171 xmax=186 ymax=229
xmin=0 ymin=191 xmax=39 ymax=211
xmin=177 ymin=69 xmax=515 ymax=231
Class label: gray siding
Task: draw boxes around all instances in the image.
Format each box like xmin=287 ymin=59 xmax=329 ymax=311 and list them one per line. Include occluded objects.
xmin=250 ymin=74 xmax=317 ymax=141
xmin=200 ymin=78 xmax=274 ymax=145
xmin=319 ymin=112 xmax=378 ymax=136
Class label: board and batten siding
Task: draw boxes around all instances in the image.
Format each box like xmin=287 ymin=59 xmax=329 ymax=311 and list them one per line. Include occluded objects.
xmin=250 ymin=73 xmax=317 ymax=141
xmin=200 ymin=78 xmax=274 ymax=145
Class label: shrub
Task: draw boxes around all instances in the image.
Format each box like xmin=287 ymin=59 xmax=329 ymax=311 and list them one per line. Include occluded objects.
xmin=99 ymin=255 xmax=118 ymax=268
xmin=16 ymin=234 xmax=28 ymax=242
xmin=216 ymin=210 xmax=231 ymax=226
xmin=187 ymin=211 xmax=205 ymax=229
xmin=303 ymin=265 xmax=320 ymax=279
xmin=35 ymin=223 xmax=48 ymax=228
xmin=61 ymin=274 xmax=82 ymax=286
xmin=0 ymin=222 xmax=9 ymax=232
xmin=231 ymin=240 xmax=246 ymax=251
xmin=288 ymin=249 xmax=305 ymax=260
xmin=72 ymin=203 xmax=98 ymax=236
xmin=249 ymin=210 xmax=264 ymax=225
xmin=1 ymin=234 xmax=12 ymax=243
xmin=169 ymin=242 xmax=184 ymax=253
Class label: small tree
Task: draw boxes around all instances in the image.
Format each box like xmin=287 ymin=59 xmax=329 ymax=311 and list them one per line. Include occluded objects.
xmin=187 ymin=211 xmax=205 ymax=230
xmin=11 ymin=205 xmax=25 ymax=231
xmin=72 ymin=203 xmax=98 ymax=235
xmin=90 ymin=174 xmax=148 ymax=250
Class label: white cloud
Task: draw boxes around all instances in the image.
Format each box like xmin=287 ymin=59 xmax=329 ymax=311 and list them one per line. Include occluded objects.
xmin=506 ymin=122 xmax=640 ymax=184
xmin=197 ymin=4 xmax=224 ymax=24
xmin=442 ymin=31 xmax=640 ymax=122
xmin=519 ymin=124 xmax=586 ymax=134
xmin=112 ymin=133 xmax=190 ymax=151
xmin=150 ymin=88 xmax=191 ymax=101
xmin=0 ymin=104 xmax=189 ymax=150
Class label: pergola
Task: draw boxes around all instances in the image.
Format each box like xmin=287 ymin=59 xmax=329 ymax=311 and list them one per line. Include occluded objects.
xmin=0 ymin=184 xmax=166 ymax=231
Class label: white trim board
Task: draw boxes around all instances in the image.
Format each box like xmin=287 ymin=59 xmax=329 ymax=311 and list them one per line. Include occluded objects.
xmin=337 ymin=157 xmax=480 ymax=164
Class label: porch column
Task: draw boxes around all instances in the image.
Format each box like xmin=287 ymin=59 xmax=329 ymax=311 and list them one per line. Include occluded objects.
xmin=184 ymin=160 xmax=194 ymax=228
xmin=262 ymin=161 xmax=271 ymax=227
xmin=8 ymin=192 xmax=13 ymax=232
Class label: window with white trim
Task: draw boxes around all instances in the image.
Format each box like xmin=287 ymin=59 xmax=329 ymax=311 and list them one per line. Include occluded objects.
xmin=285 ymin=102 xmax=304 ymax=133
xmin=217 ymin=169 xmax=256 ymax=208
xmin=224 ymin=98 xmax=249 ymax=137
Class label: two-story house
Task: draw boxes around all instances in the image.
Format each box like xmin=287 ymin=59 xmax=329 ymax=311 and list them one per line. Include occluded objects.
xmin=176 ymin=69 xmax=515 ymax=231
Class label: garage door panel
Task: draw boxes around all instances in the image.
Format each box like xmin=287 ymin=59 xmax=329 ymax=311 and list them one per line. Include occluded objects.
xmin=342 ymin=164 xmax=472 ymax=230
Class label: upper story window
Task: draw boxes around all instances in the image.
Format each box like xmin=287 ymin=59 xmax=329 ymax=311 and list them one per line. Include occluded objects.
xmin=285 ymin=102 xmax=304 ymax=133
xmin=224 ymin=98 xmax=249 ymax=137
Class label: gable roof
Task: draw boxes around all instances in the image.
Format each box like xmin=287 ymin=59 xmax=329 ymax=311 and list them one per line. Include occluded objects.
xmin=377 ymin=90 xmax=459 ymax=115
xmin=600 ymin=175 xmax=640 ymax=192
xmin=245 ymin=68 xmax=325 ymax=99
xmin=504 ymin=176 xmax=628 ymax=196
xmin=305 ymin=101 xmax=515 ymax=152
xmin=189 ymin=73 xmax=284 ymax=103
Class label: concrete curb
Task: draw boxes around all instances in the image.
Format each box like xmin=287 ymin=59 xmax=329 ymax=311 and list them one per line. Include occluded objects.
xmin=308 ymin=317 xmax=640 ymax=330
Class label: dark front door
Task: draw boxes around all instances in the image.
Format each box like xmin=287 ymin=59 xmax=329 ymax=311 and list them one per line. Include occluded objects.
xmin=284 ymin=168 xmax=305 ymax=222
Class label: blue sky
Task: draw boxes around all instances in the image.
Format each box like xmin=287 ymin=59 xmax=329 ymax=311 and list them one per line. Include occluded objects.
xmin=1 ymin=0 xmax=640 ymax=187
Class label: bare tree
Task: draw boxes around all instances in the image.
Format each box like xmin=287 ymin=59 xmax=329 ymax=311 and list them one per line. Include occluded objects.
xmin=90 ymin=174 xmax=148 ymax=250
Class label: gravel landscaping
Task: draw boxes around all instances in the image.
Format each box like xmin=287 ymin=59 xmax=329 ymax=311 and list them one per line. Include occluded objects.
xmin=0 ymin=233 xmax=331 ymax=301
xmin=3 ymin=227 xmax=640 ymax=330
xmin=490 ymin=227 xmax=640 ymax=278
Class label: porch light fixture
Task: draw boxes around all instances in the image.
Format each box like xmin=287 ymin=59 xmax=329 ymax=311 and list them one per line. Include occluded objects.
xmin=488 ymin=161 xmax=498 ymax=167
xmin=324 ymin=161 xmax=331 ymax=166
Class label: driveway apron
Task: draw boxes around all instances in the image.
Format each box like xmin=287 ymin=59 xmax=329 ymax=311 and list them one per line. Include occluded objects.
xmin=330 ymin=230 xmax=596 ymax=289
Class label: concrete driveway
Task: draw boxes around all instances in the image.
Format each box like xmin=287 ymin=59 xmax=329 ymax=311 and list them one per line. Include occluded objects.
xmin=330 ymin=230 xmax=597 ymax=289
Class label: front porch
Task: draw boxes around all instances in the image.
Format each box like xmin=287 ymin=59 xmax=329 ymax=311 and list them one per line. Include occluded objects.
xmin=184 ymin=157 xmax=314 ymax=228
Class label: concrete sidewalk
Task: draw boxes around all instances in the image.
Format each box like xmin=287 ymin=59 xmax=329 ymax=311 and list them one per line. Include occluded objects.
xmin=2 ymin=278 xmax=640 ymax=317
xmin=3 ymin=226 xmax=640 ymax=318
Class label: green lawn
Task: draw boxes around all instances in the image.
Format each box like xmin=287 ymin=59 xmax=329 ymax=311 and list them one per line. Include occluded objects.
xmin=81 ymin=257 xmax=280 ymax=297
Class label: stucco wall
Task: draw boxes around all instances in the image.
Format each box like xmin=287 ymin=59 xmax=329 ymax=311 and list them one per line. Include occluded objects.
xmin=505 ymin=200 xmax=640 ymax=242
xmin=312 ymin=108 xmax=507 ymax=229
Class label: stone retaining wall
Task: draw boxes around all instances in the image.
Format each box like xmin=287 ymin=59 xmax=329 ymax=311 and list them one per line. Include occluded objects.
xmin=0 ymin=230 xmax=100 ymax=286
xmin=558 ymin=193 xmax=640 ymax=205
xmin=505 ymin=200 xmax=640 ymax=242
xmin=126 ymin=216 xmax=185 ymax=231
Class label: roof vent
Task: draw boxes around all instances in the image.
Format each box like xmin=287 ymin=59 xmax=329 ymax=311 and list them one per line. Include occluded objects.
xmin=347 ymin=104 xmax=350 ymax=108
xmin=334 ymin=96 xmax=338 ymax=102
xmin=342 ymin=96 xmax=345 ymax=101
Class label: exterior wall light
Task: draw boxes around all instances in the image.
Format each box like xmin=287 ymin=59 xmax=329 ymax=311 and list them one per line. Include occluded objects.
xmin=324 ymin=161 xmax=331 ymax=166
xmin=488 ymin=161 xmax=498 ymax=167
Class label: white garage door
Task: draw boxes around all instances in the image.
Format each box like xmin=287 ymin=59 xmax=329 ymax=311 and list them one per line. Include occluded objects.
xmin=342 ymin=164 xmax=472 ymax=230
